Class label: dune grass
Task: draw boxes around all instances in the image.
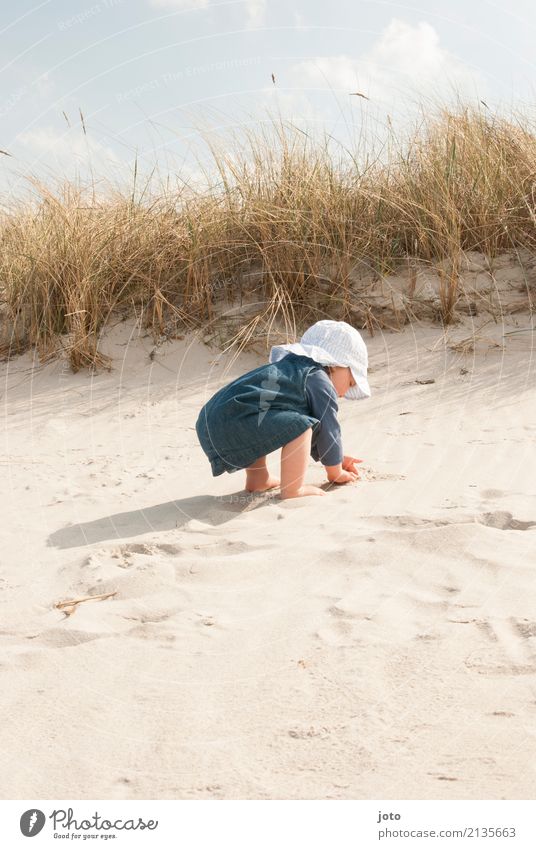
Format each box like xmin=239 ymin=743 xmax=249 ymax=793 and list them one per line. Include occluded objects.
xmin=0 ymin=103 xmax=535 ymax=370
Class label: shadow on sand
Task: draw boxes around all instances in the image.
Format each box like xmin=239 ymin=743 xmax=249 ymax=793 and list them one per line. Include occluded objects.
xmin=47 ymin=490 xmax=283 ymax=549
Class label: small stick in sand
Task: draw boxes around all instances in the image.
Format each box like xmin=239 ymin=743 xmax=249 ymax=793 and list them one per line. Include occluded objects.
xmin=55 ymin=590 xmax=117 ymax=617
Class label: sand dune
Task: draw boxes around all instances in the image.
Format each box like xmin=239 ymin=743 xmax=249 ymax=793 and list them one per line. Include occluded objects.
xmin=1 ymin=292 xmax=535 ymax=799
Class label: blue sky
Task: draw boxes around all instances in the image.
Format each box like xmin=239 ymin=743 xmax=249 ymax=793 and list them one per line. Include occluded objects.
xmin=1 ymin=1 xmax=535 ymax=201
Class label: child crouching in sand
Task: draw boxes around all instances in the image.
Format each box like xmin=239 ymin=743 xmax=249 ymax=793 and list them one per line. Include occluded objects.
xmin=195 ymin=320 xmax=371 ymax=499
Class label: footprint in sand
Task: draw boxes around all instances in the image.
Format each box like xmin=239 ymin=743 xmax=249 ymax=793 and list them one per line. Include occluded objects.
xmin=119 ymin=542 xmax=182 ymax=556
xmin=480 ymin=489 xmax=506 ymax=500
xmin=464 ymin=617 xmax=536 ymax=676
xmin=189 ymin=539 xmax=273 ymax=558
xmin=515 ymin=621 xmax=536 ymax=638
xmin=359 ymin=469 xmax=407 ymax=482
xmin=316 ymin=578 xmax=478 ymax=649
xmin=382 ymin=515 xmax=452 ymax=528
xmin=51 ymin=543 xmax=186 ymax=647
xmin=80 ymin=542 xmax=182 ymax=572
xmin=477 ymin=511 xmax=536 ymax=531
xmin=27 ymin=629 xmax=109 ymax=648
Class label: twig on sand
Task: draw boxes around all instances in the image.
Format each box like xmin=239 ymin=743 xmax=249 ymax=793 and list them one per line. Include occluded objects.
xmin=448 ymin=334 xmax=502 ymax=353
xmin=503 ymin=326 xmax=535 ymax=336
xmin=55 ymin=591 xmax=117 ymax=617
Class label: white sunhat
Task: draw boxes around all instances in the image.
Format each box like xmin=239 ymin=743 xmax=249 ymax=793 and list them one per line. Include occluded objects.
xmin=269 ymin=319 xmax=371 ymax=400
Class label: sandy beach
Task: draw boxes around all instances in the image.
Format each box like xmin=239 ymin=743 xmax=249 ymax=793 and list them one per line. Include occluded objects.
xmin=1 ymin=258 xmax=535 ymax=799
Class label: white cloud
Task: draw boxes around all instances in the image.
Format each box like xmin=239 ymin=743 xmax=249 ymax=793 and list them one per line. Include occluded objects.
xmin=17 ymin=126 xmax=121 ymax=175
xmin=291 ymin=19 xmax=484 ymax=105
xmin=295 ymin=55 xmax=361 ymax=91
xmin=33 ymin=71 xmax=54 ymax=99
xmin=258 ymin=87 xmax=323 ymax=125
xmin=293 ymin=11 xmax=306 ymax=30
xmin=245 ymin=0 xmax=266 ymax=28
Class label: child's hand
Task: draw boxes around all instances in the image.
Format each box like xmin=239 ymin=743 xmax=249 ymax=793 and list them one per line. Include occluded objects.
xmin=328 ymin=469 xmax=359 ymax=485
xmin=342 ymin=455 xmax=363 ymax=475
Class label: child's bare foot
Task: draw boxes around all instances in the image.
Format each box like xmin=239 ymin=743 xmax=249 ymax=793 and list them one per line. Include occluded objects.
xmin=280 ymin=484 xmax=326 ymax=499
xmin=245 ymin=473 xmax=280 ymax=493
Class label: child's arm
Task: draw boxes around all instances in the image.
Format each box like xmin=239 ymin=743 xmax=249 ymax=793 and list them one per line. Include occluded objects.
xmin=305 ymin=370 xmax=358 ymax=484
xmin=305 ymin=370 xmax=343 ymax=466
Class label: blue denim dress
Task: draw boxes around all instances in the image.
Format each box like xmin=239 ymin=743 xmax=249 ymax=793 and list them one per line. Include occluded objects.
xmin=196 ymin=353 xmax=328 ymax=476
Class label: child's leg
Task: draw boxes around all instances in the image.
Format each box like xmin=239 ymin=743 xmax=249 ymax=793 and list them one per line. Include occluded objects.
xmin=245 ymin=455 xmax=280 ymax=493
xmin=280 ymin=428 xmax=326 ymax=499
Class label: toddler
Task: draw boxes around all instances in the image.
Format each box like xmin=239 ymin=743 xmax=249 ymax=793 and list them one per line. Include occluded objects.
xmin=195 ymin=320 xmax=371 ymax=499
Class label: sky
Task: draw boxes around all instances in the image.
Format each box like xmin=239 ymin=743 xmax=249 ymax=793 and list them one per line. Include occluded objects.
xmin=0 ymin=0 xmax=535 ymax=201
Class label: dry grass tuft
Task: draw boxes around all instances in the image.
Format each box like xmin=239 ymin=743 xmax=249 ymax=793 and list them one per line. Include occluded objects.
xmin=0 ymin=103 xmax=535 ymax=370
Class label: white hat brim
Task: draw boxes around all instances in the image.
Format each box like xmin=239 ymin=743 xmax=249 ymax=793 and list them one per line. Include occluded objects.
xmin=345 ymin=376 xmax=371 ymax=400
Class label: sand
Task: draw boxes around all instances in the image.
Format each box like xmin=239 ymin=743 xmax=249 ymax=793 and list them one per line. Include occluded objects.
xmin=1 ymin=267 xmax=535 ymax=799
